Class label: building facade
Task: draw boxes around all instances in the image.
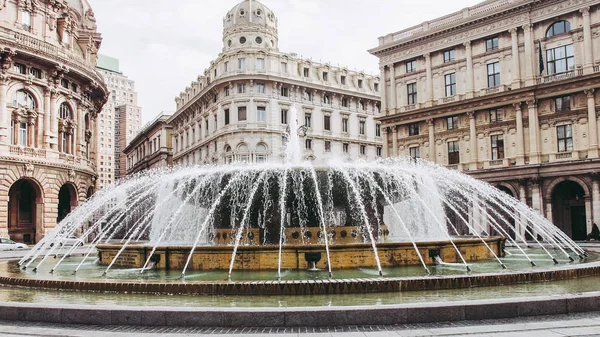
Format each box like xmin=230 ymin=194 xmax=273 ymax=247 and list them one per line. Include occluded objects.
xmin=370 ymin=0 xmax=600 ymax=240
xmin=95 ymin=55 xmax=141 ymax=188
xmin=0 ymin=0 xmax=108 ymax=243
xmin=169 ymin=0 xmax=381 ymax=166
xmin=124 ymin=113 xmax=173 ymax=175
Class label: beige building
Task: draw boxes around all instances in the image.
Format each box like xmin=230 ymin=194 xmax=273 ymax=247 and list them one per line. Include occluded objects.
xmin=370 ymin=0 xmax=600 ymax=240
xmin=0 ymin=0 xmax=108 ymax=243
xmin=95 ymin=55 xmax=141 ymax=188
xmin=169 ymin=0 xmax=381 ymax=166
xmin=124 ymin=113 xmax=173 ymax=175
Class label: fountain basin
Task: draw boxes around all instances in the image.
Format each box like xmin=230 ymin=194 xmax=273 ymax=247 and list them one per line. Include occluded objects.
xmin=96 ymin=237 xmax=505 ymax=271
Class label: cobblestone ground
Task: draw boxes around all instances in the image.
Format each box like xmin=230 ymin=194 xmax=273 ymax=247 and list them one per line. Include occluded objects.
xmin=0 ymin=312 xmax=599 ymax=336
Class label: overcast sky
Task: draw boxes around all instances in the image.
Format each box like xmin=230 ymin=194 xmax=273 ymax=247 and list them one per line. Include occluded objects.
xmin=88 ymin=0 xmax=482 ymax=123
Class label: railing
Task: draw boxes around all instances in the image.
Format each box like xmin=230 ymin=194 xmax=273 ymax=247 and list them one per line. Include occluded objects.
xmin=489 ymin=159 xmax=504 ymax=167
xmin=595 ymin=65 xmax=600 ymax=73
xmin=405 ymin=104 xmax=417 ymax=111
xmin=442 ymin=96 xmax=456 ymax=103
xmin=9 ymin=146 xmax=47 ymax=158
xmin=536 ymin=69 xmax=583 ymax=84
xmin=485 ymin=86 xmax=501 ymax=94
xmin=556 ymin=152 xmax=573 ymax=160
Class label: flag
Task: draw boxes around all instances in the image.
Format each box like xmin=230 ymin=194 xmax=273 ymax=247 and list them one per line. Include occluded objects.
xmin=538 ymin=40 xmax=545 ymax=75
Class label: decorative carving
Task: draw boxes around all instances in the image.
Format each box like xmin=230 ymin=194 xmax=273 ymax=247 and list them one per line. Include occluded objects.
xmin=585 ymin=88 xmax=595 ymax=98
xmin=23 ymin=163 xmax=34 ymax=177
xmin=68 ymin=169 xmax=76 ymax=181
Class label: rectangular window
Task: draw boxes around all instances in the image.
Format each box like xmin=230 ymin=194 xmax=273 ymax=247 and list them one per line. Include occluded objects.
xmin=447 ymin=141 xmax=460 ymax=165
xmin=443 ymin=49 xmax=455 ymax=63
xmin=256 ymin=106 xmax=266 ymax=123
xmin=281 ymin=109 xmax=288 ymax=124
xmin=29 ymin=67 xmax=41 ymax=79
xmin=376 ymin=146 xmax=382 ymax=157
xmin=376 ymin=124 xmax=381 ymax=137
xmin=61 ymin=78 xmax=69 ymax=89
xmin=408 ymin=123 xmax=419 ymax=136
xmin=256 ymin=58 xmax=265 ymax=70
xmin=21 ymin=11 xmax=31 ymax=31
xmin=374 ymin=83 xmax=379 ymax=92
xmin=280 ymin=62 xmax=287 ymax=73
xmin=447 ymin=116 xmax=458 ymax=130
xmin=238 ymin=58 xmax=245 ymax=70
xmin=555 ymin=96 xmax=571 ymax=112
xmin=238 ymin=106 xmax=247 ymax=121
xmin=325 ymin=141 xmax=331 ymax=152
xmin=445 ymin=73 xmax=456 ymax=96
xmin=324 ymin=115 xmax=331 ymax=131
xmin=491 ymin=134 xmax=505 ymax=160
xmin=305 ymin=91 xmax=313 ymax=101
xmin=323 ymin=72 xmax=328 ymax=81
xmin=303 ymin=68 xmax=309 ymax=77
xmin=487 ymin=62 xmax=500 ymax=87
xmin=305 ymin=113 xmax=311 ymax=128
xmin=305 ymin=138 xmax=312 ymax=150
xmin=237 ymin=83 xmax=246 ymax=94
xmin=407 ymin=83 xmax=417 ymax=105
xmin=490 ymin=109 xmax=502 ymax=122
xmin=406 ymin=60 xmax=417 ymax=73
xmin=342 ymin=118 xmax=348 ymax=133
xmin=19 ymin=122 xmax=27 ymax=147
xmin=547 ymin=45 xmax=575 ymax=75
xmin=359 ymin=121 xmax=365 ymax=135
xmin=340 ymin=75 xmax=346 ymax=85
xmin=341 ymin=98 xmax=349 ymax=107
xmin=224 ymin=61 xmax=229 ymax=72
xmin=280 ymin=87 xmax=289 ymax=97
xmin=557 ymin=124 xmax=573 ymax=152
xmin=358 ymin=79 xmax=363 ymax=89
xmin=257 ymin=83 xmax=265 ymax=94
xmin=410 ymin=147 xmax=420 ymax=159
xmin=343 ymin=143 xmax=349 ymax=153
xmin=13 ymin=63 xmax=26 ymax=74
xmin=486 ymin=37 xmax=499 ymax=51
xmin=360 ymin=145 xmax=366 ymax=155
xmin=224 ymin=87 xmax=230 ymax=97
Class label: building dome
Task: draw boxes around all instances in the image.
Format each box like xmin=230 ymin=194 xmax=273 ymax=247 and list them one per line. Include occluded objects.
xmin=222 ymin=0 xmax=279 ymax=52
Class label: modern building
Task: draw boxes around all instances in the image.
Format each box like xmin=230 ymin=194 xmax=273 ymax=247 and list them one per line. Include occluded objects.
xmin=369 ymin=0 xmax=600 ymax=239
xmin=0 ymin=0 xmax=108 ymax=243
xmin=123 ymin=113 xmax=173 ymax=175
xmin=169 ymin=0 xmax=381 ymax=166
xmin=95 ymin=55 xmax=142 ymax=188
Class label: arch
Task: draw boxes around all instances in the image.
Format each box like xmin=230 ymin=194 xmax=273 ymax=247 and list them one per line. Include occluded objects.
xmin=59 ymin=102 xmax=73 ymax=119
xmin=86 ymin=186 xmax=95 ymax=199
xmin=58 ymin=183 xmax=78 ymax=223
xmin=7 ymin=178 xmax=44 ymax=244
xmin=547 ymin=176 xmax=590 ymax=198
xmin=13 ymin=89 xmax=36 ymax=109
xmin=255 ymin=142 xmax=267 ymax=152
xmin=546 ymin=20 xmax=571 ymax=38
xmin=224 ymin=144 xmax=232 ymax=152
xmin=237 ymin=143 xmax=249 ymax=152
xmin=494 ymin=183 xmax=517 ymax=198
xmin=551 ymin=180 xmax=587 ymax=240
xmin=7 ymin=83 xmax=42 ymax=110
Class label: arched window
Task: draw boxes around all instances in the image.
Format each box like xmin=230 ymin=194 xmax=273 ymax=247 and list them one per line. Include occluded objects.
xmin=224 ymin=145 xmax=233 ymax=164
xmin=14 ymin=90 xmax=35 ymax=109
xmin=237 ymin=143 xmax=249 ymax=163
xmin=546 ymin=21 xmax=571 ymax=38
xmin=59 ymin=102 xmax=72 ymax=119
xmin=255 ymin=143 xmax=268 ymax=163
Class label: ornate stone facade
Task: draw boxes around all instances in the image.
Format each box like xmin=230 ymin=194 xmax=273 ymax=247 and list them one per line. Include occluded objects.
xmin=124 ymin=113 xmax=173 ymax=175
xmin=0 ymin=0 xmax=108 ymax=243
xmin=170 ymin=0 xmax=381 ymax=166
xmin=370 ymin=0 xmax=600 ymax=240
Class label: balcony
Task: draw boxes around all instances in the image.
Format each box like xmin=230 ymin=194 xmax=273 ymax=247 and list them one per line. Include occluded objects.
xmin=536 ymin=69 xmax=583 ymax=85
xmin=9 ymin=146 xmax=46 ymax=158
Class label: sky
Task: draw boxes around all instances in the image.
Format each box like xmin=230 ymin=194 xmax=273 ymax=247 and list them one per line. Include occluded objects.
xmin=89 ymin=0 xmax=482 ymax=124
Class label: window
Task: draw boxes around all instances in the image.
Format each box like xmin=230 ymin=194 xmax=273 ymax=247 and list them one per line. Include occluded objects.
xmin=280 ymin=109 xmax=288 ymax=124
xmin=256 ymin=58 xmax=265 ymax=70
xmin=547 ymin=45 xmax=574 ymax=74
xmin=224 ymin=61 xmax=229 ymax=72
xmin=360 ymin=145 xmax=366 ymax=155
xmin=19 ymin=122 xmax=27 ymax=147
xmin=257 ymin=83 xmax=265 ymax=94
xmin=324 ymin=115 xmax=331 ymax=131
xmin=443 ymin=49 xmax=455 ymax=63
xmin=214 ymin=68 xmax=217 ymax=78
xmin=546 ymin=21 xmax=571 ymax=38
xmin=376 ymin=124 xmax=381 ymax=137
xmin=14 ymin=90 xmax=35 ymax=109
xmin=340 ymin=75 xmax=346 ymax=85
xmin=237 ymin=83 xmax=246 ymax=94
xmin=238 ymin=106 xmax=247 ymax=121
xmin=408 ymin=123 xmax=419 ymax=136
xmin=341 ymin=98 xmax=349 ymax=107
xmin=323 ymin=72 xmax=328 ymax=81
xmin=358 ymin=79 xmax=363 ymax=89
xmin=374 ymin=83 xmax=379 ymax=92
xmin=323 ymin=94 xmax=330 ymax=104
xmin=557 ymin=124 xmax=573 ymax=152
xmin=13 ymin=63 xmax=26 ymax=74
xmin=61 ymin=79 xmax=69 ymax=88
xmin=29 ymin=67 xmax=41 ymax=79
xmin=305 ymin=91 xmax=313 ymax=101
xmin=445 ymin=73 xmax=456 ymax=96
xmin=555 ymin=96 xmax=571 ymax=112
xmin=406 ymin=60 xmax=417 ymax=73
xmin=305 ymin=138 xmax=312 ymax=150
xmin=448 ymin=141 xmax=460 ymax=164
xmin=447 ymin=116 xmax=458 ymax=130
xmin=376 ymin=146 xmax=382 ymax=157
xmin=359 ymin=101 xmax=365 ymax=110
xmin=491 ymin=135 xmax=504 ymax=160
xmin=342 ymin=118 xmax=348 ymax=133
xmin=21 ymin=11 xmax=31 ymax=31
xmin=490 ymin=109 xmax=502 ymax=122
xmin=486 ymin=37 xmax=499 ymax=51
xmin=238 ymin=58 xmax=245 ymax=70
xmin=343 ymin=143 xmax=349 ymax=153
xmin=224 ymin=87 xmax=230 ymax=96
xmin=325 ymin=141 xmax=331 ymax=152
xmin=256 ymin=106 xmax=266 ymax=122
xmin=59 ymin=102 xmax=72 ymax=119
xmin=407 ymin=83 xmax=417 ymax=105
xmin=305 ymin=113 xmax=311 ymax=128
xmin=359 ymin=121 xmax=365 ymax=135
xmin=303 ymin=68 xmax=309 ymax=77
xmin=280 ymin=87 xmax=289 ymax=97
xmin=487 ymin=62 xmax=500 ymax=87
xmin=410 ymin=147 xmax=420 ymax=159
xmin=280 ymin=62 xmax=287 ymax=73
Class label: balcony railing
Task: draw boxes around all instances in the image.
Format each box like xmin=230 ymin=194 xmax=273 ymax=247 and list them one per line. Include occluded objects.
xmin=489 ymin=159 xmax=504 ymax=167
xmin=9 ymin=146 xmax=46 ymax=158
xmin=555 ymin=152 xmax=573 ymax=160
xmin=536 ymin=69 xmax=583 ymax=85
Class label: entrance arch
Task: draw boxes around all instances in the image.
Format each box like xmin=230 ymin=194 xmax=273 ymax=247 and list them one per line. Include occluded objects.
xmin=551 ymin=180 xmax=586 ymax=240
xmin=8 ymin=179 xmax=43 ymax=244
xmin=58 ymin=183 xmax=78 ymax=223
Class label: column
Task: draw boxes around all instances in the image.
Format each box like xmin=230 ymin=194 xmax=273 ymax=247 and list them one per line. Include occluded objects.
xmin=382 ymin=127 xmax=389 ymax=158
xmin=49 ymin=90 xmax=58 ymax=149
xmin=586 ymin=89 xmax=598 ymax=158
xmin=425 ymin=53 xmax=433 ymax=105
xmin=0 ymin=79 xmax=8 ymax=144
xmin=509 ymin=28 xmax=521 ymax=88
xmin=73 ymin=107 xmax=78 ymax=156
xmin=428 ymin=118 xmax=435 ymax=163
xmin=586 ymin=196 xmax=593 ymax=235
xmin=530 ymin=178 xmax=543 ymax=215
xmin=592 ymin=177 xmax=600 ymax=227
xmin=77 ymin=104 xmax=84 ymax=156
xmin=522 ymin=24 xmax=535 ymax=85
xmin=545 ymin=199 xmax=553 ymax=222
xmin=526 ymin=100 xmax=540 ymax=164
xmin=379 ymin=66 xmax=388 ymax=115
xmin=581 ymin=7 xmax=594 ymax=74
xmin=389 ymin=63 xmax=397 ymax=113
xmin=514 ymin=103 xmax=525 ymax=165
xmin=43 ymin=90 xmax=51 ymax=148
xmin=464 ymin=41 xmax=474 ymax=98
xmin=392 ymin=125 xmax=398 ymax=157
xmin=467 ymin=111 xmax=477 ymax=170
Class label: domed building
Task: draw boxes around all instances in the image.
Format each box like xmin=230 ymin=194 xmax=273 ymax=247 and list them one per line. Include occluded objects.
xmin=161 ymin=0 xmax=381 ymax=169
xmin=0 ymin=0 xmax=108 ymax=243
